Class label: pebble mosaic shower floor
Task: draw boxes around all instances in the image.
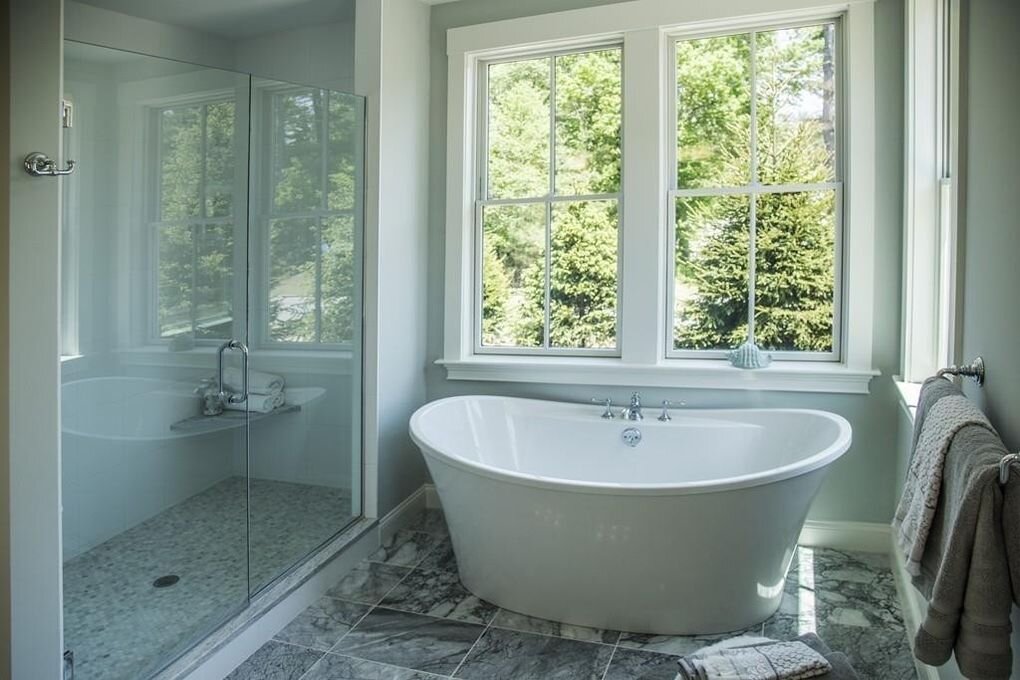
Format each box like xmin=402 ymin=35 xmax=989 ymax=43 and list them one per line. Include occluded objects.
xmin=229 ymin=508 xmax=919 ymax=680
xmin=62 ymin=476 xmax=353 ymax=680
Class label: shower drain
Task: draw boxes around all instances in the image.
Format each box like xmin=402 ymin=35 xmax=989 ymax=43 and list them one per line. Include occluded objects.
xmin=152 ymin=575 xmax=180 ymax=589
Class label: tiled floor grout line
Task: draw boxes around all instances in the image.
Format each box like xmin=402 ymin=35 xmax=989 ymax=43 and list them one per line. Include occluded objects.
xmin=485 ymin=620 xmax=620 ymax=648
xmin=325 ymin=599 xmax=378 ymax=651
xmin=304 ymin=650 xmax=454 ymax=680
xmin=449 ymin=613 xmax=496 ymax=679
xmin=267 ymin=639 xmax=328 ymax=680
xmin=237 ymin=526 xmax=917 ymax=680
xmin=598 ymin=643 xmax=619 ymax=680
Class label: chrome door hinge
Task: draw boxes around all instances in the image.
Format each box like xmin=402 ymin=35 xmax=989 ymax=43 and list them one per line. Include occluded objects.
xmin=63 ymin=650 xmax=74 ymax=680
xmin=62 ymin=99 xmax=74 ymax=129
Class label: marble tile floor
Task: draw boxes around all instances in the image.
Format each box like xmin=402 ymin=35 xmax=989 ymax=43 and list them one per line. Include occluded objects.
xmin=230 ymin=509 xmax=918 ymax=680
xmin=63 ymin=476 xmax=354 ymax=680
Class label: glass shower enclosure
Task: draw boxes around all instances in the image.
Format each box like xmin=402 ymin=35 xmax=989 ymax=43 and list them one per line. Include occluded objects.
xmin=59 ymin=42 xmax=364 ymax=679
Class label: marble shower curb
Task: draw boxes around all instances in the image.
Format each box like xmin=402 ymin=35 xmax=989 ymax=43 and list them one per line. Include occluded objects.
xmin=157 ymin=517 xmax=379 ymax=680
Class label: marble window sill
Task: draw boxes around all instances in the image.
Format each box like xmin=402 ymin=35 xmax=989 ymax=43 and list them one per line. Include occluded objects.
xmin=893 ymin=379 xmax=921 ymax=422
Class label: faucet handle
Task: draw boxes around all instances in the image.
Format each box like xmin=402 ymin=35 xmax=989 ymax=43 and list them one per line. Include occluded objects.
xmin=591 ymin=397 xmax=615 ymax=419
xmin=658 ymin=399 xmax=686 ymax=421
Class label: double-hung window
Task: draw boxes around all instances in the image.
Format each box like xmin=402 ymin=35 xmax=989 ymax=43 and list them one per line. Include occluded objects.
xmin=257 ymin=86 xmax=360 ymax=349
xmin=152 ymin=98 xmax=237 ymax=341
xmin=670 ymin=23 xmax=841 ymax=360
xmin=444 ymin=1 xmax=878 ymax=393
xmin=477 ymin=47 xmax=623 ymax=355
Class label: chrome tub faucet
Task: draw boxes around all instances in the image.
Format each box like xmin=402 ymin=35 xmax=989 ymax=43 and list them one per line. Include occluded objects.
xmin=622 ymin=392 xmax=643 ymax=421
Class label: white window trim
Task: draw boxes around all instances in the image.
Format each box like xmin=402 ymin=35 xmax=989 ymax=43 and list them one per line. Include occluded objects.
xmin=900 ymin=0 xmax=960 ymax=384
xmin=473 ymin=45 xmax=624 ymax=357
xmin=665 ymin=18 xmax=845 ymax=362
xmin=249 ymin=81 xmax=360 ymax=352
xmin=442 ymin=0 xmax=879 ymax=393
xmin=142 ymin=87 xmax=245 ymax=347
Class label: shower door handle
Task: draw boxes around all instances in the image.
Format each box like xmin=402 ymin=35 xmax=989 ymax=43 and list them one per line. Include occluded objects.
xmin=217 ymin=339 xmax=249 ymax=405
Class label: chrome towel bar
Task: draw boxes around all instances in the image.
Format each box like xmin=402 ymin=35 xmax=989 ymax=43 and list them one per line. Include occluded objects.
xmin=1000 ymin=454 xmax=1019 ymax=485
xmin=932 ymin=356 xmax=1015 ymax=484
xmin=937 ymin=356 xmax=985 ymax=386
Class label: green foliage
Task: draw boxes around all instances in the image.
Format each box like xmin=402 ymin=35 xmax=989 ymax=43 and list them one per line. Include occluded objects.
xmin=676 ymin=25 xmax=837 ymax=353
xmin=482 ymin=49 xmax=622 ymax=349
xmin=546 ymin=202 xmax=618 ymax=348
xmin=481 ymin=238 xmax=511 ymax=344
xmin=156 ymin=89 xmax=360 ymax=346
xmin=157 ymin=102 xmax=236 ymax=338
xmin=676 ymin=34 xmax=751 ymax=189
xmin=267 ymin=91 xmax=360 ymax=345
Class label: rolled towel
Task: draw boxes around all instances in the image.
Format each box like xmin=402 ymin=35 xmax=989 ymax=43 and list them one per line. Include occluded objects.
xmin=677 ymin=639 xmax=831 ymax=680
xmin=222 ymin=367 xmax=284 ymax=396
xmin=224 ymin=390 xmax=285 ymax=414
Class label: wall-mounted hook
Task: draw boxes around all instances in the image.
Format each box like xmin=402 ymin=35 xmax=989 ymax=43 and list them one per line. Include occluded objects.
xmin=24 ymin=152 xmax=76 ymax=177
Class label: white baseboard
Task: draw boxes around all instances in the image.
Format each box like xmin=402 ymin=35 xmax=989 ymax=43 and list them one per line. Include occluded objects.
xmin=889 ymin=539 xmax=948 ymax=680
xmin=424 ymin=483 xmax=441 ymax=509
xmin=798 ymin=520 xmax=892 ymax=554
xmin=379 ymin=485 xmax=429 ymax=539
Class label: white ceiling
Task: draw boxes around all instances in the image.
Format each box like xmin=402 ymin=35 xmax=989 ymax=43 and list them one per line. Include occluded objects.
xmin=76 ymin=0 xmax=357 ymax=39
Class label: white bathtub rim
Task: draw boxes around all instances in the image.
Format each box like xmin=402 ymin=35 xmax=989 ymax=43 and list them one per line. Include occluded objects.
xmin=62 ymin=377 xmax=325 ymax=442
xmin=410 ymin=396 xmax=851 ymax=497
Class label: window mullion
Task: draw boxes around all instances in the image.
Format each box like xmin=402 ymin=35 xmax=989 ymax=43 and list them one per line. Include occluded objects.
xmin=620 ymin=28 xmax=666 ymax=365
xmin=747 ymin=32 xmax=758 ymax=344
xmin=544 ymin=57 xmax=555 ymax=349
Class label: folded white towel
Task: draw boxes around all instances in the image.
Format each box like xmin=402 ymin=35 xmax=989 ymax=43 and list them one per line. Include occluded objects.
xmin=222 ymin=368 xmax=284 ymax=396
xmin=224 ymin=390 xmax=285 ymax=414
xmin=677 ymin=640 xmax=831 ymax=680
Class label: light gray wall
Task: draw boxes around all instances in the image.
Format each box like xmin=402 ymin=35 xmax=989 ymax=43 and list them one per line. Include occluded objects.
xmin=425 ymin=0 xmax=906 ymax=523
xmin=893 ymin=2 xmax=1020 ymax=676
xmin=65 ymin=2 xmax=236 ymax=71
xmin=235 ymin=21 xmax=355 ymax=92
xmin=949 ymin=1 xmax=1020 ymax=676
xmin=957 ymin=0 xmax=1020 ymax=446
xmin=65 ymin=1 xmax=357 ymax=92
xmin=0 ymin=1 xmax=12 ymax=673
xmin=361 ymin=0 xmax=432 ymax=516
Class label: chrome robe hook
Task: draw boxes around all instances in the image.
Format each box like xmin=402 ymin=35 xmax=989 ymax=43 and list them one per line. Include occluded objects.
xmin=23 ymin=151 xmax=76 ymax=177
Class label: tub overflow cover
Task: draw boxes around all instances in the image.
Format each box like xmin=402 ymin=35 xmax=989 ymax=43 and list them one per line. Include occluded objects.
xmin=622 ymin=428 xmax=642 ymax=447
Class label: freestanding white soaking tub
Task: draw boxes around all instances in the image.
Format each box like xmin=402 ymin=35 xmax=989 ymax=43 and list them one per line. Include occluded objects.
xmin=409 ymin=395 xmax=851 ymax=635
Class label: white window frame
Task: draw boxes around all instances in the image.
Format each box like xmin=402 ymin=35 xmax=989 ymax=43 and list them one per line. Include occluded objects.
xmin=61 ymin=96 xmax=82 ymax=358
xmin=665 ymin=19 xmax=844 ymax=362
xmin=249 ymin=81 xmax=358 ymax=352
xmin=145 ymin=90 xmax=242 ymax=346
xmin=441 ymin=0 xmax=879 ymax=393
xmin=473 ymin=44 xmax=624 ymax=357
xmin=900 ymin=0 xmax=960 ymax=386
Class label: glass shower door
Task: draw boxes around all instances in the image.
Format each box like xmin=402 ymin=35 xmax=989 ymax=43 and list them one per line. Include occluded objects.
xmin=245 ymin=79 xmax=365 ymax=593
xmin=60 ymin=42 xmax=253 ymax=679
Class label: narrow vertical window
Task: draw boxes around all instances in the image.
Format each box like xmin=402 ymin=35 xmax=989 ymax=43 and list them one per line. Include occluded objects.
xmin=478 ymin=47 xmax=622 ymax=353
xmin=264 ymin=87 xmax=360 ymax=347
xmin=155 ymin=99 xmax=237 ymax=340
xmin=671 ymin=23 xmax=841 ymax=358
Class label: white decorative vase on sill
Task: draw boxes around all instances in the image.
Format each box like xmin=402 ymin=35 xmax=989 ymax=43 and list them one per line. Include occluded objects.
xmin=728 ymin=333 xmax=772 ymax=369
